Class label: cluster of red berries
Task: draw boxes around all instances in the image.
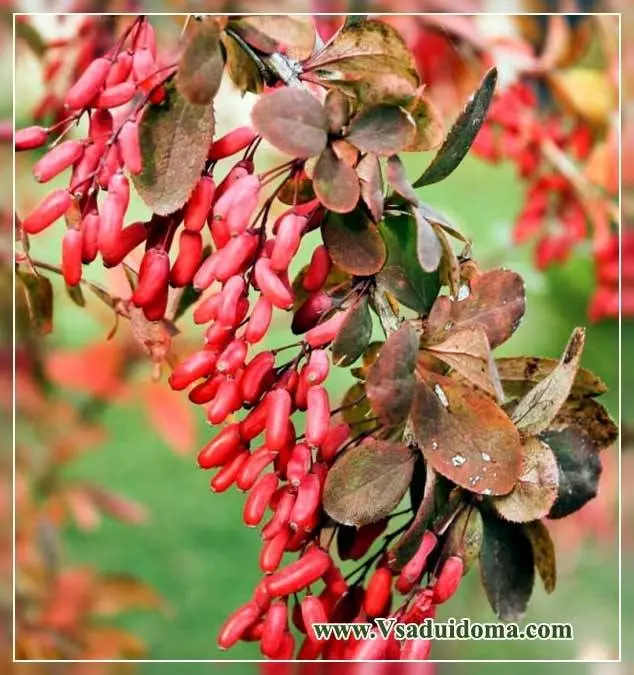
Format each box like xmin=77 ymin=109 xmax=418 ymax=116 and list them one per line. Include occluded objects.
xmin=589 ymin=230 xmax=633 ymax=321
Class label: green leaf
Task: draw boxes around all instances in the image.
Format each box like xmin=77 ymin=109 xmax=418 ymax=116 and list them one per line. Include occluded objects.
xmin=346 ymin=104 xmax=416 ymax=156
xmin=324 ymin=438 xmax=415 ymax=526
xmin=65 ymin=282 xmax=86 ymax=308
xmin=410 ymin=372 xmax=523 ymax=496
xmin=332 ymin=296 xmax=372 ymax=367
xmin=17 ymin=269 xmax=53 ymax=335
xmin=523 ymin=520 xmax=557 ymax=594
xmin=414 ymin=67 xmax=498 ymax=187
xmin=176 ymin=18 xmax=224 ymax=106
xmin=444 ymin=506 xmax=483 ymax=574
xmin=366 ymin=322 xmax=419 ymax=425
xmin=15 ymin=19 xmax=47 ymax=57
xmin=313 ymin=147 xmax=361 ymax=213
xmin=512 ymin=328 xmax=586 ymax=436
xmin=251 ymin=88 xmax=328 ymax=159
xmin=341 ymin=382 xmax=375 ymax=433
xmin=540 ymin=427 xmax=602 ymax=519
xmin=222 ymin=33 xmax=264 ymax=95
xmin=479 ymin=513 xmax=535 ymax=621
xmin=377 ymin=213 xmax=441 ymax=313
xmin=322 ymin=208 xmax=386 ymax=275
xmin=133 ymin=85 xmax=215 ymax=216
xmin=490 ymin=437 xmax=559 ymax=523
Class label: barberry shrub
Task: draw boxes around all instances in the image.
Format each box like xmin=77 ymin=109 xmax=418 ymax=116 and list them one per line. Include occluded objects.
xmin=16 ymin=15 xmax=618 ymax=661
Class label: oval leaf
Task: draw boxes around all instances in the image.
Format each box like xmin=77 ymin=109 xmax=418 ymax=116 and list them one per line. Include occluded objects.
xmin=425 ymin=268 xmax=526 ymax=350
xmin=229 ymin=16 xmax=316 ymax=61
xmin=332 ymin=296 xmax=372 ymax=367
xmin=512 ymin=327 xmax=586 ymax=435
xmin=341 ymin=382 xmax=375 ymax=433
xmin=17 ymin=269 xmax=53 ymax=335
xmin=222 ymin=33 xmax=264 ymax=95
xmin=410 ymin=373 xmax=522 ymax=496
xmin=323 ymin=438 xmax=415 ymax=527
xmin=414 ymin=67 xmax=498 ymax=187
xmin=444 ymin=506 xmax=483 ymax=573
xmin=251 ymin=88 xmax=328 ymax=159
xmin=133 ymin=86 xmax=215 ymax=216
xmin=322 ymin=208 xmax=386 ymax=275
xmin=313 ymin=147 xmax=361 ymax=213
xmin=346 ymin=104 xmax=415 ymax=156
xmin=550 ymin=397 xmax=617 ymax=452
xmin=356 ymin=153 xmax=384 ymax=223
xmin=413 ymin=207 xmax=443 ymax=273
xmin=366 ymin=322 xmax=419 ymax=425
xmin=176 ymin=19 xmax=224 ymax=106
xmin=386 ymin=155 xmax=419 ymax=205
xmin=479 ymin=514 xmax=534 ymax=621
xmin=523 ymin=520 xmax=557 ymax=594
xmin=490 ymin=437 xmax=559 ymax=523
xmin=404 ymin=93 xmax=445 ymax=152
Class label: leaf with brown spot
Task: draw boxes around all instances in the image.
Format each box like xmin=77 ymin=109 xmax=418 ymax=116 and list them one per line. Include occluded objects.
xmin=176 ymin=18 xmax=224 ymax=106
xmin=133 ymin=85 xmax=215 ymax=216
xmin=523 ymin=520 xmax=556 ymax=594
xmin=550 ymin=397 xmax=617 ymax=452
xmin=410 ymin=372 xmax=522 ymax=496
xmin=323 ymin=438 xmax=415 ymax=526
xmin=423 ymin=327 xmax=504 ymax=401
xmin=404 ymin=92 xmax=445 ymax=152
xmin=414 ymin=67 xmax=498 ymax=187
xmin=491 ymin=437 xmax=559 ymax=523
xmin=512 ymin=328 xmax=586 ymax=436
xmin=17 ymin=269 xmax=53 ymax=335
xmin=413 ymin=207 xmax=443 ymax=273
xmin=341 ymin=382 xmax=375 ymax=433
xmin=222 ymin=33 xmax=263 ymax=95
xmin=251 ymin=88 xmax=328 ymax=159
xmin=313 ymin=147 xmax=361 ymax=213
xmin=325 ymin=88 xmax=351 ymax=133
xmin=228 ymin=16 xmax=316 ymax=61
xmin=332 ymin=296 xmax=372 ymax=367
xmin=276 ymin=170 xmax=316 ymax=205
xmin=304 ymin=20 xmax=419 ymax=106
xmin=479 ymin=513 xmax=534 ymax=621
xmin=496 ymin=356 xmax=608 ymax=399
xmin=425 ymin=269 xmax=526 ymax=349
xmin=540 ymin=427 xmax=602 ymax=519
xmin=366 ymin=322 xmax=419 ymax=424
xmin=444 ymin=506 xmax=483 ymax=573
xmin=386 ymin=155 xmax=419 ymax=205
xmin=356 ymin=153 xmax=384 ymax=222
xmin=322 ymin=208 xmax=385 ymax=274
xmin=346 ymin=104 xmax=416 ymax=156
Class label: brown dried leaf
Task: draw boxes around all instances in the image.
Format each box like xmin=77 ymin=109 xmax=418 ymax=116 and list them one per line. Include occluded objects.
xmin=93 ymin=574 xmax=166 ymax=616
xmin=491 ymin=437 xmax=559 ymax=523
xmin=276 ymin=170 xmax=316 ymax=205
xmin=229 ymin=15 xmax=316 ymax=61
xmin=322 ymin=208 xmax=386 ymax=274
xmin=17 ymin=269 xmax=53 ymax=335
xmin=251 ymin=88 xmax=328 ymax=159
xmin=404 ymin=92 xmax=445 ymax=152
xmin=550 ymin=397 xmax=617 ymax=452
xmin=356 ymin=153 xmax=384 ymax=222
xmin=512 ymin=328 xmax=586 ymax=436
xmin=411 ymin=373 xmax=522 ymax=496
xmin=313 ymin=147 xmax=361 ymax=213
xmin=325 ymin=88 xmax=351 ymax=133
xmin=222 ymin=33 xmax=264 ymax=95
xmin=444 ymin=506 xmax=483 ymax=573
xmin=176 ymin=18 xmax=224 ymax=106
xmin=523 ymin=520 xmax=556 ymax=594
xmin=425 ymin=269 xmax=526 ymax=349
xmin=433 ymin=223 xmax=460 ymax=297
xmin=324 ymin=438 xmax=415 ymax=526
xmin=413 ymin=207 xmax=443 ymax=273
xmin=366 ymin=322 xmax=419 ymax=425
xmin=346 ymin=104 xmax=416 ymax=156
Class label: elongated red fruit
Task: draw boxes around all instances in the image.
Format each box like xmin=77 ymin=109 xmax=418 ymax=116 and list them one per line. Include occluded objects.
xmin=291 ymin=291 xmax=333 ymax=334
xmin=193 ymin=251 xmax=219 ymax=291
xmin=132 ymin=47 xmax=155 ymax=85
xmin=401 ymin=637 xmax=432 ymax=660
xmin=217 ymin=275 xmax=246 ymax=326
xmin=102 ymin=221 xmax=148 ymax=267
xmin=239 ymin=400 xmax=269 ymax=441
xmin=260 ymin=527 xmax=291 ymax=573
xmin=207 ymin=376 xmax=242 ymax=425
xmin=272 ymin=632 xmax=295 ymax=660
xmin=117 ymin=120 xmax=143 ymax=174
xmin=266 ymin=549 xmax=332 ymax=597
xmin=241 ymin=351 xmax=275 ymax=404
xmin=262 ymin=490 xmax=295 ymax=541
xmin=260 ymin=600 xmax=287 ymax=658
xmin=320 ymin=423 xmax=351 ymax=462
xmin=217 ymin=339 xmax=248 ymax=374
xmin=236 ymin=448 xmax=277 ymax=492
xmin=184 ymin=176 xmax=215 ymax=232
xmin=270 ymin=214 xmax=304 ymax=272
xmin=303 ymin=245 xmax=332 ymax=292
xmin=21 ymin=189 xmax=72 ymax=234
xmin=244 ymin=296 xmax=273 ymax=344
xmin=142 ymin=279 xmax=169 ymax=321
xmin=286 ymin=443 xmax=311 ymax=487
xmin=432 ymin=555 xmax=463 ymax=604
xmin=396 ymin=530 xmax=437 ymax=594
xmin=217 ymin=601 xmax=260 ymax=650
xmin=265 ymin=389 xmax=292 ymax=451
xmin=305 ymin=350 xmax=329 ymax=384
xmin=106 ymin=50 xmax=133 ymax=86
xmin=169 ymin=348 xmax=218 ymax=391
xmin=61 ymin=229 xmax=83 ymax=286
xmin=301 ymin=595 xmax=328 ymax=644
xmin=33 ymin=139 xmax=84 ymax=183
xmin=89 ymin=109 xmax=113 ymax=148
xmin=289 ymin=473 xmax=321 ymax=529
xmin=15 ymin=125 xmax=48 ymax=151
xmin=95 ymin=81 xmax=136 ymax=108
xmin=204 ymin=321 xmax=234 ymax=351
xmin=210 ymin=450 xmax=249 ymax=493
xmin=305 ymin=386 xmax=330 ymax=447
xmin=254 ymin=258 xmax=293 ymax=309
xmin=70 ymin=144 xmax=101 ymax=194
xmin=194 ymin=293 xmax=221 ymax=325
xmin=198 ymin=423 xmax=242 ymax=469
xmin=213 ymin=174 xmax=260 ymax=236
xmin=170 ymin=230 xmax=203 ymax=287
xmin=81 ymin=211 xmax=100 ymax=263
xmin=305 ymin=311 xmax=346 ymax=348
xmin=214 ymin=233 xmax=258 ymax=282
xmin=363 ymin=567 xmax=392 ymax=618
xmin=244 ymin=473 xmax=279 ymax=527
xmin=65 ymin=56 xmax=112 ymax=109
xmin=189 ymin=374 xmax=223 ymax=405
xmin=132 ymin=248 xmax=169 ymax=308
xmin=208 ymin=126 xmax=258 ymax=161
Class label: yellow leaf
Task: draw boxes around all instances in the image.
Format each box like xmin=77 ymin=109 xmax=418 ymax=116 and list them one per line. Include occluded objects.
xmin=548 ymin=69 xmax=615 ymax=126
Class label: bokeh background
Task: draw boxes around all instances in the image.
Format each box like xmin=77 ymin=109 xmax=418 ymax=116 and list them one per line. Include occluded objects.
xmin=4 ymin=3 xmax=631 ymax=672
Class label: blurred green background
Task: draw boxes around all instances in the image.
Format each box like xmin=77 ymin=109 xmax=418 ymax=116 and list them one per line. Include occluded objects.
xmin=13 ymin=15 xmax=624 ymax=668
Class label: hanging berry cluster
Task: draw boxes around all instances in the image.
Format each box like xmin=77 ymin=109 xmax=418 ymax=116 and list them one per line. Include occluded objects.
xmin=16 ymin=15 xmax=617 ymax=661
